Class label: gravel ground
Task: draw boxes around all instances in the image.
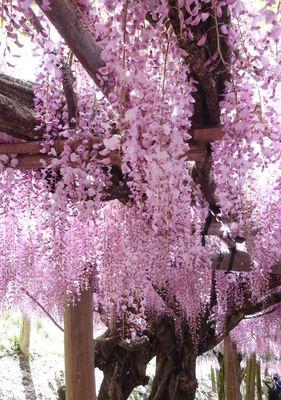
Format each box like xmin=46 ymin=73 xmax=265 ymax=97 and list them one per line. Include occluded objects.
xmin=0 ymin=314 xmax=217 ymax=400
xmin=0 ymin=314 xmax=106 ymax=400
xmin=0 ymin=314 xmax=65 ymax=400
xmin=0 ymin=351 xmax=64 ymax=400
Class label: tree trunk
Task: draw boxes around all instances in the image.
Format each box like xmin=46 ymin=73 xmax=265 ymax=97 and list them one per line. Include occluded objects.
xmin=19 ymin=313 xmax=31 ymax=360
xmin=148 ymin=319 xmax=198 ymax=400
xmin=95 ymin=332 xmax=154 ymax=400
xmin=64 ymin=288 xmax=96 ymax=400
xmin=245 ymin=355 xmax=256 ymax=400
xmin=224 ymin=335 xmax=241 ymax=400
xmin=148 ymin=349 xmax=197 ymax=400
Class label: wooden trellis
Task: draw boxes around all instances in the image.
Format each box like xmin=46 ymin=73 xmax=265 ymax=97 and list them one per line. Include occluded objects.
xmin=0 ymin=126 xmax=279 ymax=274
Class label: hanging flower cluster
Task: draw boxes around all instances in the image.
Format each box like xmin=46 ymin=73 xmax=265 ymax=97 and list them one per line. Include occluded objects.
xmin=212 ymin=0 xmax=281 ymax=281
xmin=231 ymin=307 xmax=281 ymax=359
xmin=0 ymin=0 xmax=279 ymax=337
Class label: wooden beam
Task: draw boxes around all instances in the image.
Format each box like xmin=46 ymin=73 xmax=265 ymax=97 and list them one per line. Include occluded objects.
xmin=0 ymin=141 xmax=43 ymax=155
xmin=212 ymin=250 xmax=251 ymax=272
xmin=13 ymin=154 xmax=51 ymax=170
xmin=0 ymin=138 xmax=100 ymax=155
xmin=0 ymin=140 xmax=207 ymax=169
xmin=212 ymin=250 xmax=281 ymax=274
xmin=184 ymin=145 xmax=207 ymax=161
xmin=35 ymin=0 xmax=106 ymax=88
xmin=64 ymin=288 xmax=96 ymax=400
xmin=193 ymin=127 xmax=223 ymax=142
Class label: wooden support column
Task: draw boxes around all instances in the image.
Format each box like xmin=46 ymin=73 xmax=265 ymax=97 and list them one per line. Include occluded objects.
xmin=256 ymin=360 xmax=262 ymax=400
xmin=19 ymin=313 xmax=31 ymax=360
xmin=64 ymin=288 xmax=96 ymax=400
xmin=217 ymin=352 xmax=225 ymax=400
xmin=224 ymin=335 xmax=241 ymax=400
xmin=211 ymin=366 xmax=217 ymax=392
xmin=245 ymin=355 xmax=256 ymax=400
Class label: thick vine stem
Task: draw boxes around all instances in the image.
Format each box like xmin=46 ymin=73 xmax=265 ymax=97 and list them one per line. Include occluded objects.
xmin=0 ymin=74 xmax=34 ymax=108
xmin=0 ymin=93 xmax=38 ymax=141
xmin=61 ymin=63 xmax=78 ymax=128
xmin=35 ymin=0 xmax=107 ymax=89
xmin=0 ymin=74 xmax=40 ymax=140
xmin=166 ymin=2 xmax=232 ymax=242
xmin=94 ymin=330 xmax=154 ymax=400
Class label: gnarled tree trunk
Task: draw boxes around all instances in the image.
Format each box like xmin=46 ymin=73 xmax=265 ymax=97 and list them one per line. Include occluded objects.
xmin=95 ymin=331 xmax=154 ymax=400
xmin=148 ymin=319 xmax=197 ymax=400
xmin=149 ymin=346 xmax=197 ymax=400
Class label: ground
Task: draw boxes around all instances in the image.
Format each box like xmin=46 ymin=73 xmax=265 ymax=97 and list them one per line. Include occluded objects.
xmin=0 ymin=313 xmax=216 ymax=400
xmin=0 ymin=313 xmax=64 ymax=400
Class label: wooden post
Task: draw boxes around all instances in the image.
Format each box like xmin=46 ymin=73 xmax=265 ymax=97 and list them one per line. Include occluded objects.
xmin=256 ymin=360 xmax=262 ymax=400
xmin=19 ymin=313 xmax=31 ymax=360
xmin=245 ymin=355 xmax=256 ymax=400
xmin=224 ymin=335 xmax=241 ymax=400
xmin=217 ymin=352 xmax=225 ymax=400
xmin=64 ymin=288 xmax=96 ymax=400
xmin=211 ymin=366 xmax=217 ymax=392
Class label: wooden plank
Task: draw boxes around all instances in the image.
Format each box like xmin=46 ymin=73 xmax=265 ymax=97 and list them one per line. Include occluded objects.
xmin=14 ymin=154 xmax=51 ymax=170
xmin=64 ymin=288 xmax=96 ymax=400
xmin=206 ymin=221 xmax=224 ymax=236
xmin=0 ymin=141 xmax=207 ymax=169
xmin=185 ymin=144 xmax=207 ymax=161
xmin=193 ymin=127 xmax=223 ymax=142
xmin=0 ymin=126 xmax=224 ymax=154
xmin=0 ymin=138 xmax=102 ymax=155
xmin=0 ymin=141 xmax=42 ymax=155
xmin=212 ymin=250 xmax=281 ymax=274
xmin=212 ymin=250 xmax=252 ymax=272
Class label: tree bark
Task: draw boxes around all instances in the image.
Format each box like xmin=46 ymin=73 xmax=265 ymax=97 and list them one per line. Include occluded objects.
xmin=147 ymin=318 xmax=197 ymax=400
xmin=19 ymin=313 xmax=31 ymax=360
xmin=64 ymin=288 xmax=96 ymax=400
xmin=224 ymin=335 xmax=241 ymax=400
xmin=95 ymin=332 xmax=154 ymax=400
xmin=148 ymin=345 xmax=197 ymax=400
xmin=0 ymin=74 xmax=40 ymax=140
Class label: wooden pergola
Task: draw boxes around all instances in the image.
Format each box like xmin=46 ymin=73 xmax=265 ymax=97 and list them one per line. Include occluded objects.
xmin=0 ymin=96 xmax=279 ymax=274
xmin=1 ymin=3 xmax=280 ymax=399
xmin=0 ymin=1 xmax=280 ymax=275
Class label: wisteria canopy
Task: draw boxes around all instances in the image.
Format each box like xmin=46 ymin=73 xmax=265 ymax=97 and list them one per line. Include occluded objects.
xmin=0 ymin=0 xmax=281 ymax=384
